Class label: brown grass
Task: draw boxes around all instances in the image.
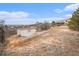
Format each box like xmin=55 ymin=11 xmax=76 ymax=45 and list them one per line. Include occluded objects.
xmin=2 ymin=25 xmax=79 ymax=56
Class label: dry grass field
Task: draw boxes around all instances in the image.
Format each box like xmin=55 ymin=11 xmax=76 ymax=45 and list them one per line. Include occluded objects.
xmin=1 ymin=26 xmax=79 ymax=56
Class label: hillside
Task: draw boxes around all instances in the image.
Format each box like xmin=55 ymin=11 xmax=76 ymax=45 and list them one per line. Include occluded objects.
xmin=1 ymin=25 xmax=79 ymax=56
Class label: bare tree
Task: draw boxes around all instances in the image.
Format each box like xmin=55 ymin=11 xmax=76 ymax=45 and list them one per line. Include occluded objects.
xmin=0 ymin=20 xmax=5 ymax=55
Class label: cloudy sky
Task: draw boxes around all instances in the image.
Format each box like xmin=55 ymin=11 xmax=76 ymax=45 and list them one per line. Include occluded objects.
xmin=0 ymin=3 xmax=79 ymax=25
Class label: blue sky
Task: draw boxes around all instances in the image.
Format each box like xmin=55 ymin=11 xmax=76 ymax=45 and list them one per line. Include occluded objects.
xmin=0 ymin=3 xmax=79 ymax=25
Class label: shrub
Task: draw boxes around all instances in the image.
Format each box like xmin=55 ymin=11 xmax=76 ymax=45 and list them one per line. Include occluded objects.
xmin=36 ymin=21 xmax=51 ymax=31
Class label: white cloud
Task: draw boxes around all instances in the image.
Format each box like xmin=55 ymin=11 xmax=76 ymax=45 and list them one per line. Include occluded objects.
xmin=65 ymin=14 xmax=72 ymax=18
xmin=37 ymin=17 xmax=65 ymax=23
xmin=54 ymin=9 xmax=63 ymax=13
xmin=64 ymin=3 xmax=79 ymax=11
xmin=10 ymin=12 xmax=29 ymax=19
xmin=0 ymin=11 xmax=29 ymax=19
xmin=5 ymin=17 xmax=66 ymax=25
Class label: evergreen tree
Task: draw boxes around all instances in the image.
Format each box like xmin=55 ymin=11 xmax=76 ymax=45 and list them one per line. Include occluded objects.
xmin=51 ymin=21 xmax=55 ymax=27
xmin=67 ymin=8 xmax=79 ymax=31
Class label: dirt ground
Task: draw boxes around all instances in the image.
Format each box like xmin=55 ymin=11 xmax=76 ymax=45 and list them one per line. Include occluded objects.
xmin=1 ymin=25 xmax=79 ymax=56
